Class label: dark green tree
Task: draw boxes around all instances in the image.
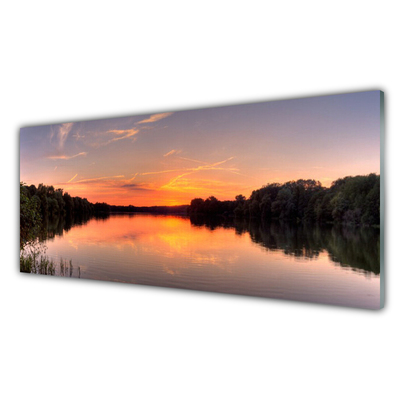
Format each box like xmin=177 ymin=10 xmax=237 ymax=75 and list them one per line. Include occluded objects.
xmin=20 ymin=182 xmax=41 ymax=251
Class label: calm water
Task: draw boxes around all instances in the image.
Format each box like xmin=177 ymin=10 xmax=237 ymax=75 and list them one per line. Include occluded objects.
xmin=42 ymin=214 xmax=381 ymax=309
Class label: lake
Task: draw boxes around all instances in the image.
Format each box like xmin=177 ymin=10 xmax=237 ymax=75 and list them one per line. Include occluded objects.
xmin=42 ymin=213 xmax=381 ymax=309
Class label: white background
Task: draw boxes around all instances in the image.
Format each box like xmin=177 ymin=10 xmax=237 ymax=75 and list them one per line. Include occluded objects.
xmin=1 ymin=1 xmax=399 ymax=399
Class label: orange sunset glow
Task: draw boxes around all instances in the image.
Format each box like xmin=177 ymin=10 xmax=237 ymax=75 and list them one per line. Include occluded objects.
xmin=20 ymin=92 xmax=380 ymax=206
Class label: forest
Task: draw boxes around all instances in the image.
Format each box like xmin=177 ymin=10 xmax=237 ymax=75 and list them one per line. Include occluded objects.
xmin=20 ymin=173 xmax=380 ymax=251
xmin=188 ymin=174 xmax=380 ymax=226
xmin=19 ymin=183 xmax=190 ymax=250
xmin=20 ymin=183 xmax=109 ymax=251
xmin=20 ymin=183 xmax=110 ymax=221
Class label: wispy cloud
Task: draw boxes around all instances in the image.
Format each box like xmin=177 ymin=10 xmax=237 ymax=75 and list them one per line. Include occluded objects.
xmin=105 ymin=128 xmax=139 ymax=144
xmin=127 ymin=173 xmax=139 ymax=182
xmin=160 ymin=157 xmax=244 ymax=191
xmin=62 ymin=174 xmax=156 ymax=195
xmin=73 ymin=132 xmax=85 ymax=140
xmin=67 ymin=173 xmax=78 ymax=183
xmin=177 ymin=156 xmax=208 ymax=164
xmin=121 ymin=183 xmax=153 ymax=191
xmin=51 ymin=122 xmax=74 ymax=150
xmin=48 ymin=152 xmax=87 ymax=160
xmin=93 ymin=114 xmax=172 ymax=147
xmin=62 ymin=156 xmax=244 ymax=200
xmin=163 ymin=149 xmax=182 ymax=157
xmin=73 ymin=175 xmax=125 ymax=184
xmin=141 ymin=168 xmax=184 ymax=176
xmin=140 ymin=157 xmax=242 ymax=182
xmin=107 ymin=129 xmax=138 ymax=136
xmin=137 ymin=112 xmax=174 ymax=125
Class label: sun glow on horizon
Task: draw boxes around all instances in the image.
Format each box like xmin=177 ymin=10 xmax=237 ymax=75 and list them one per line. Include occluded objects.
xmin=20 ymin=92 xmax=381 ymax=206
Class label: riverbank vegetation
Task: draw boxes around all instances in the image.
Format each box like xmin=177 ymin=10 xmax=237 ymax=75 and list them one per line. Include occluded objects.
xmin=20 ymin=173 xmax=380 ymax=252
xmin=20 ymin=183 xmax=111 ymax=222
xmin=20 ymin=174 xmax=380 ymax=276
xmin=188 ymin=174 xmax=380 ymax=226
xmin=20 ymin=183 xmax=79 ymax=275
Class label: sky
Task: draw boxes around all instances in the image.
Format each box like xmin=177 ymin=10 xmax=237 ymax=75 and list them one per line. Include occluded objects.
xmin=20 ymin=91 xmax=381 ymax=206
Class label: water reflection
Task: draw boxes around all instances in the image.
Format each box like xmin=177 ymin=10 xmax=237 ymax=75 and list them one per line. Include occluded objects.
xmin=44 ymin=214 xmax=380 ymax=276
xmin=189 ymin=216 xmax=380 ymax=275
xmin=41 ymin=213 xmax=108 ymax=240
xmin=39 ymin=213 xmax=380 ymax=308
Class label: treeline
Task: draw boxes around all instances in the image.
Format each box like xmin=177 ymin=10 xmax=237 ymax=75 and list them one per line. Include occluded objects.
xmin=188 ymin=174 xmax=380 ymax=226
xmin=109 ymin=204 xmax=188 ymax=214
xmin=20 ymin=183 xmax=111 ymax=221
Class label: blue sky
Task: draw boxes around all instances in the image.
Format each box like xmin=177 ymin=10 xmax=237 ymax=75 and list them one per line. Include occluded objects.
xmin=20 ymin=91 xmax=381 ymax=205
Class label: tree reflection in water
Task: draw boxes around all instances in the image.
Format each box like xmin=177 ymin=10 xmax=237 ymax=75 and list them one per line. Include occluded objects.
xmin=189 ymin=216 xmax=380 ymax=275
xmin=38 ymin=213 xmax=380 ymax=277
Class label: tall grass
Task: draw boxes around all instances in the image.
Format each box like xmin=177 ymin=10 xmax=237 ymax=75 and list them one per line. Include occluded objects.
xmin=20 ymin=252 xmax=55 ymax=275
xmin=20 ymin=243 xmax=79 ymax=277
